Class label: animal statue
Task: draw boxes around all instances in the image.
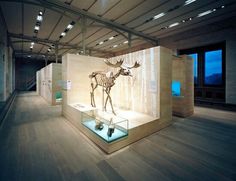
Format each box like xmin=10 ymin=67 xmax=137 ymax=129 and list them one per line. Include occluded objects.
xmin=89 ymin=59 xmax=140 ymax=115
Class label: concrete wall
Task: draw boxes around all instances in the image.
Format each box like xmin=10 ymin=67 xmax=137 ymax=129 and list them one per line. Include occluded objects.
xmin=15 ymin=58 xmax=45 ymax=91
xmin=159 ymin=18 xmax=236 ymax=105
xmin=0 ymin=12 xmax=15 ymax=102
xmin=226 ymin=40 xmax=236 ymax=104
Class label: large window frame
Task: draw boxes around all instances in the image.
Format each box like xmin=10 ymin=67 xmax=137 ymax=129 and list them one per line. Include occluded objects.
xmin=179 ymin=42 xmax=226 ymax=102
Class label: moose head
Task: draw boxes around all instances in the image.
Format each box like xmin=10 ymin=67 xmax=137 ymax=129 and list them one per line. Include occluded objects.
xmin=104 ymin=59 xmax=140 ymax=77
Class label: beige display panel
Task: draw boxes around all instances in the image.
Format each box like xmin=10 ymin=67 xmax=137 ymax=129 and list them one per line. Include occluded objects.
xmin=37 ymin=63 xmax=62 ymax=105
xmin=172 ymin=55 xmax=194 ymax=117
xmin=62 ymin=46 xmax=173 ymax=153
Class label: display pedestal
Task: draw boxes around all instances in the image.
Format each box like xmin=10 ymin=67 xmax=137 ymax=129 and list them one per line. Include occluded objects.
xmin=172 ymin=55 xmax=194 ymax=117
xmin=62 ymin=46 xmax=173 ymax=153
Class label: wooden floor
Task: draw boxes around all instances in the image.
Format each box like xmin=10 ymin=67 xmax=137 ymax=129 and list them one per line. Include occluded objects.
xmin=0 ymin=92 xmax=236 ymax=181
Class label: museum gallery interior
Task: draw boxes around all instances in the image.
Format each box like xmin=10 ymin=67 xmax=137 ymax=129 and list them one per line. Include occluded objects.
xmin=0 ymin=0 xmax=236 ymax=180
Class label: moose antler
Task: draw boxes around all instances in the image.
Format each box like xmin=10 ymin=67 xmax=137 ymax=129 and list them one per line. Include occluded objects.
xmin=104 ymin=59 xmax=124 ymax=68
xmin=125 ymin=61 xmax=141 ymax=69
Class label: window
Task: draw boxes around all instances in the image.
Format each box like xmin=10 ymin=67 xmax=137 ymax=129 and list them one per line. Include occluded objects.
xmin=179 ymin=42 xmax=225 ymax=102
xmin=188 ymin=53 xmax=198 ymax=84
xmin=204 ymin=50 xmax=223 ymax=85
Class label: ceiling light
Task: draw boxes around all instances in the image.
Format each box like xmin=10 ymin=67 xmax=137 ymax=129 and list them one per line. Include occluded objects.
xmin=168 ymin=22 xmax=179 ymax=28
xmin=221 ymin=5 xmax=225 ymax=8
xmin=27 ymin=55 xmax=31 ymax=58
xmin=37 ymin=15 xmax=43 ymax=22
xmin=99 ymin=41 xmax=104 ymax=45
xmin=60 ymin=32 xmax=66 ymax=37
xmin=184 ymin=0 xmax=196 ymax=6
xmin=67 ymin=24 xmax=74 ymax=30
xmin=123 ymin=41 xmax=128 ymax=44
xmin=47 ymin=48 xmax=51 ymax=52
xmin=109 ymin=36 xmax=114 ymax=40
xmin=113 ymin=45 xmax=118 ymax=48
xmin=197 ymin=10 xmax=213 ymax=17
xmin=153 ymin=12 xmax=165 ymax=20
xmin=30 ymin=45 xmax=33 ymax=49
xmin=39 ymin=11 xmax=43 ymax=15
xmin=34 ymin=25 xmax=40 ymax=30
xmin=31 ymin=42 xmax=34 ymax=45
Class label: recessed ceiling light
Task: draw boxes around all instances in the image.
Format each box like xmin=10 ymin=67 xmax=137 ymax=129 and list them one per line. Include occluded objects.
xmin=113 ymin=45 xmax=118 ymax=48
xmin=109 ymin=36 xmax=114 ymax=40
xmin=197 ymin=10 xmax=213 ymax=17
xmin=123 ymin=41 xmax=128 ymax=44
xmin=184 ymin=0 xmax=196 ymax=6
xmin=27 ymin=55 xmax=31 ymax=58
xmin=37 ymin=15 xmax=43 ymax=22
xmin=99 ymin=41 xmax=104 ymax=45
xmin=34 ymin=25 xmax=40 ymax=30
xmin=61 ymin=32 xmax=66 ymax=37
xmin=221 ymin=5 xmax=225 ymax=8
xmin=153 ymin=12 xmax=165 ymax=20
xmin=67 ymin=24 xmax=74 ymax=30
xmin=39 ymin=11 xmax=43 ymax=15
xmin=168 ymin=22 xmax=179 ymax=28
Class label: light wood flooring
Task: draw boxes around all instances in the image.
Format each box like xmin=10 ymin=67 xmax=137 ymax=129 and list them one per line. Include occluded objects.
xmin=0 ymin=92 xmax=236 ymax=181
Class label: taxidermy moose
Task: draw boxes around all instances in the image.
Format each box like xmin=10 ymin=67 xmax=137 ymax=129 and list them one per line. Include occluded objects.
xmin=89 ymin=59 xmax=140 ymax=115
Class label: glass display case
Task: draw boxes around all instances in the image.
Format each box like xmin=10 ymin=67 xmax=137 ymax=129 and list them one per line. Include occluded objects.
xmin=81 ymin=110 xmax=128 ymax=143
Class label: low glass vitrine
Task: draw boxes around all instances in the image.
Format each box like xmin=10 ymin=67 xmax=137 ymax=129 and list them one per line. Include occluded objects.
xmin=81 ymin=110 xmax=128 ymax=143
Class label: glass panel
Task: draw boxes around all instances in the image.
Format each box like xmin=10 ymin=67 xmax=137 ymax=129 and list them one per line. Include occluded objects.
xmin=188 ymin=53 xmax=198 ymax=84
xmin=81 ymin=109 xmax=128 ymax=143
xmin=204 ymin=50 xmax=222 ymax=85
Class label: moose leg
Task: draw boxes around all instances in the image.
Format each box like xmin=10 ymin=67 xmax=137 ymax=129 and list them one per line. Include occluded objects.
xmin=90 ymin=82 xmax=94 ymax=107
xmin=104 ymin=93 xmax=109 ymax=111
xmin=90 ymin=82 xmax=97 ymax=107
xmin=105 ymin=88 xmax=116 ymax=115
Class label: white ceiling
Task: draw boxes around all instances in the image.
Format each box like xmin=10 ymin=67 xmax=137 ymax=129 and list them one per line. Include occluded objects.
xmin=0 ymin=0 xmax=236 ymax=59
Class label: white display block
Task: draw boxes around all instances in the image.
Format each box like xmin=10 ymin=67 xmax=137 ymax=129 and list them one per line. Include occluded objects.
xmin=172 ymin=55 xmax=194 ymax=117
xmin=62 ymin=46 xmax=173 ymax=153
xmin=37 ymin=63 xmax=62 ymax=105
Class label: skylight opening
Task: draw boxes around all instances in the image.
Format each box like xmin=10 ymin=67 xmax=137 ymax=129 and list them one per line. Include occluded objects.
xmin=168 ymin=22 xmax=179 ymax=28
xmin=153 ymin=12 xmax=165 ymax=20
xmin=184 ymin=0 xmax=197 ymax=6
xmin=197 ymin=10 xmax=213 ymax=17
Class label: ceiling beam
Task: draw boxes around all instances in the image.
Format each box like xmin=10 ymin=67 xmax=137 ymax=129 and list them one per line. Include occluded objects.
xmin=14 ymin=50 xmax=56 ymax=57
xmin=1 ymin=0 xmax=158 ymax=44
xmin=8 ymin=32 xmax=114 ymax=56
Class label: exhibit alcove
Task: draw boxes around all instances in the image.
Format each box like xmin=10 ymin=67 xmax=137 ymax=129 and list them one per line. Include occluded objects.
xmin=62 ymin=46 xmax=173 ymax=153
